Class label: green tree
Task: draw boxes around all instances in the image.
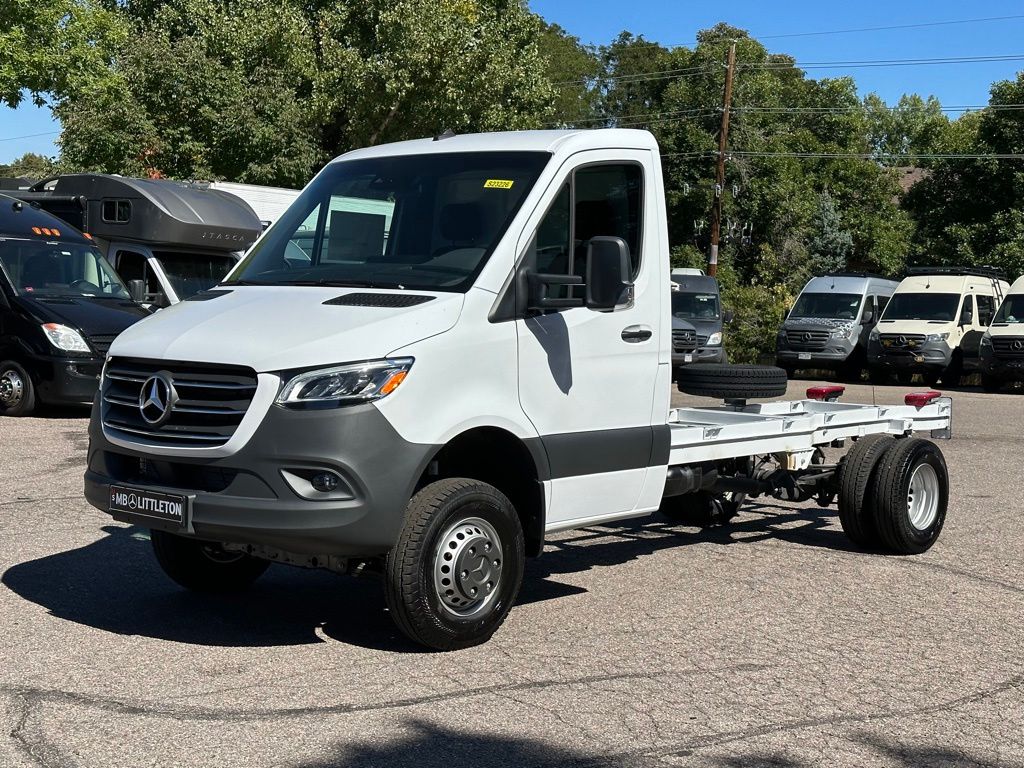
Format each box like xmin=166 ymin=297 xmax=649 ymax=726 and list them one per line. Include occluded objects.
xmin=0 ymin=151 xmax=55 ymax=179
xmin=537 ymin=22 xmax=601 ymax=127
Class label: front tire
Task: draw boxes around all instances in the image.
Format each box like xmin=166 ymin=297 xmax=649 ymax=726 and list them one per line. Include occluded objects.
xmin=150 ymin=531 xmax=270 ymax=592
xmin=0 ymin=360 xmax=36 ymax=417
xmin=385 ymin=478 xmax=525 ymax=651
xmin=871 ymin=438 xmax=949 ymax=555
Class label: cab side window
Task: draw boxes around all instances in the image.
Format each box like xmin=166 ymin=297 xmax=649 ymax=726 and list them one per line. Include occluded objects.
xmin=977 ymin=294 xmax=995 ymax=326
xmin=115 ymin=250 xmax=161 ymax=297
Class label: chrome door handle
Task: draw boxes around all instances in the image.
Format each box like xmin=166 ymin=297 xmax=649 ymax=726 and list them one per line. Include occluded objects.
xmin=621 ymin=325 xmax=653 ymax=343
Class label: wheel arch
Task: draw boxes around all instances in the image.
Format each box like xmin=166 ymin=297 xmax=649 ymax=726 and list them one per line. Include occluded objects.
xmin=418 ymin=426 xmax=548 ymax=557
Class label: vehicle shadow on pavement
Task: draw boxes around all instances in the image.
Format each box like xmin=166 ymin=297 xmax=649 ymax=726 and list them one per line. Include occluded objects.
xmin=0 ymin=524 xmax=423 ymax=652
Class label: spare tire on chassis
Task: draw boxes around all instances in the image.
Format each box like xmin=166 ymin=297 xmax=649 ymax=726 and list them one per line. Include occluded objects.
xmin=676 ymin=364 xmax=789 ymax=400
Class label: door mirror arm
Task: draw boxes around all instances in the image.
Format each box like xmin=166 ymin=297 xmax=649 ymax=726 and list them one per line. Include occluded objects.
xmin=526 ymin=273 xmax=584 ymax=313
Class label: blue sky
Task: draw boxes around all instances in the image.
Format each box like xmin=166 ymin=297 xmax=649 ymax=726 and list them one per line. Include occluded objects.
xmin=2 ymin=1 xmax=1024 ymax=164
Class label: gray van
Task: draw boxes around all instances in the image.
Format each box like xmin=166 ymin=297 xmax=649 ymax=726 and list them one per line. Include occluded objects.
xmin=776 ymin=273 xmax=899 ymax=380
xmin=671 ymin=274 xmax=728 ymax=369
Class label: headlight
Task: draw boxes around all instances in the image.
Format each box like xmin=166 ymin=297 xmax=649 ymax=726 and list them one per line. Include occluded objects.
xmin=925 ymin=332 xmax=950 ymax=343
xmin=706 ymin=332 xmax=722 ymax=346
xmin=277 ymin=358 xmax=414 ymax=407
xmin=831 ymin=325 xmax=855 ymax=339
xmin=869 ymin=329 xmax=880 ymax=342
xmin=41 ymin=323 xmax=90 ymax=353
xmin=981 ymin=333 xmax=992 ymax=347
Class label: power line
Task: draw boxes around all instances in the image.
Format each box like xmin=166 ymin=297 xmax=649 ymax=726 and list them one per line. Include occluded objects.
xmin=758 ymin=14 xmax=1024 ymax=40
xmin=0 ymin=130 xmax=59 ymax=143
xmin=740 ymin=54 xmax=1024 ymax=70
xmin=552 ymin=65 xmax=712 ymax=88
xmin=732 ymin=104 xmax=1024 ymax=114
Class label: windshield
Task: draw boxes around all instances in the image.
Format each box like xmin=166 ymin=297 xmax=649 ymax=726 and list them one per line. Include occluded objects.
xmin=156 ymin=251 xmax=237 ymax=299
xmin=0 ymin=238 xmax=129 ymax=299
xmin=790 ymin=292 xmax=862 ymax=320
xmin=882 ymin=292 xmax=960 ymax=322
xmin=993 ymin=295 xmax=1024 ymax=324
xmin=671 ymin=291 xmax=719 ymax=319
xmin=228 ymin=151 xmax=550 ymax=292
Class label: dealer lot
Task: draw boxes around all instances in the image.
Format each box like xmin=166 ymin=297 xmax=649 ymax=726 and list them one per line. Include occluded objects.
xmin=1 ymin=381 xmax=1022 ymax=768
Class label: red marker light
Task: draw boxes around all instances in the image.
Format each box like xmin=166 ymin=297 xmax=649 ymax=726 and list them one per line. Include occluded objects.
xmin=51 ymin=228 xmax=60 ymax=236
xmin=905 ymin=391 xmax=942 ymax=407
xmin=41 ymin=227 xmax=52 ymax=236
xmin=807 ymin=385 xmax=845 ymax=402
xmin=31 ymin=226 xmax=42 ymax=235
xmin=83 ymin=233 xmax=93 ymax=240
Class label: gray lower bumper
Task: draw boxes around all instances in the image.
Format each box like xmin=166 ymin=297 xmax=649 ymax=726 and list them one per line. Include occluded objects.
xmin=673 ymin=347 xmax=726 ymax=366
xmin=84 ymin=401 xmax=436 ymax=557
xmin=868 ymin=340 xmax=951 ymax=372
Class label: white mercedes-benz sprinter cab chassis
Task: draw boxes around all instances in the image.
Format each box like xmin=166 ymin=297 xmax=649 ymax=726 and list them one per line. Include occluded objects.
xmin=84 ymin=130 xmax=953 ymax=650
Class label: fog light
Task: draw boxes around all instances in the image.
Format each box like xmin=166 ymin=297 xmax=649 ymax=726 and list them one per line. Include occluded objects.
xmin=310 ymin=472 xmax=340 ymax=493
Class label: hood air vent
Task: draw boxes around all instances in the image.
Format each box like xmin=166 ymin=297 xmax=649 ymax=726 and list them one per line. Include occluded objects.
xmin=323 ymin=293 xmax=435 ymax=308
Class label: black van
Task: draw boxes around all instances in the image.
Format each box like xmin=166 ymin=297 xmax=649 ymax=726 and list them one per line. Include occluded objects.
xmin=0 ymin=194 xmax=149 ymax=416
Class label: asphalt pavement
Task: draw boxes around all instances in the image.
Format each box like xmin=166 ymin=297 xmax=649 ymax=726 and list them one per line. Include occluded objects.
xmin=1 ymin=380 xmax=1022 ymax=768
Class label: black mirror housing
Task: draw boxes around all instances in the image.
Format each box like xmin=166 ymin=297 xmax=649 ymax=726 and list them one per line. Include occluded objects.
xmin=960 ymin=308 xmax=974 ymax=326
xmin=861 ymin=308 xmax=875 ymax=325
xmin=722 ymin=309 xmax=734 ymax=324
xmin=585 ymin=236 xmax=632 ymax=311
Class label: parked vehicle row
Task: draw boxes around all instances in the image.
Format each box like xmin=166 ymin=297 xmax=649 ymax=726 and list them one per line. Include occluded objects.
xmin=778 ymin=267 xmax=1015 ymax=388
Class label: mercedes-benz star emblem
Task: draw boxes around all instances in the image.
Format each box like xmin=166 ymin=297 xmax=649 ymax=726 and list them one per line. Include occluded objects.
xmin=803 ymin=332 xmax=812 ymax=342
xmin=897 ymin=336 xmax=908 ymax=346
xmin=1014 ymin=340 xmax=1024 ymax=351
xmin=139 ymin=373 xmax=176 ymax=426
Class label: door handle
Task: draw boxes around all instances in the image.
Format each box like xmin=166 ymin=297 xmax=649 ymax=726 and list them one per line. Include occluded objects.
xmin=621 ymin=325 xmax=653 ymax=343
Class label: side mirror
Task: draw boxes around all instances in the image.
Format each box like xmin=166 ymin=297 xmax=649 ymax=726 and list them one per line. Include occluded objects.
xmin=127 ymin=279 xmax=146 ymax=303
xmin=782 ymin=305 xmax=792 ymax=323
xmin=722 ymin=309 xmax=734 ymax=324
xmin=150 ymin=291 xmax=171 ymax=309
xmin=959 ymin=307 xmax=974 ymax=326
xmin=585 ymin=236 xmax=632 ymax=311
xmin=861 ymin=307 xmax=875 ymax=325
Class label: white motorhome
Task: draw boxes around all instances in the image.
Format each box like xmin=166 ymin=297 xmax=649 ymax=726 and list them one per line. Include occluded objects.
xmin=208 ymin=182 xmax=301 ymax=228
xmin=868 ymin=267 xmax=1008 ymax=386
xmin=83 ymin=130 xmax=953 ymax=649
xmin=980 ymin=275 xmax=1024 ymax=391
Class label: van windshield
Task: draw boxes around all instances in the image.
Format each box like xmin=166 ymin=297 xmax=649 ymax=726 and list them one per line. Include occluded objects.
xmin=993 ymin=296 xmax=1024 ymax=324
xmin=226 ymin=151 xmax=550 ymax=292
xmin=671 ymin=291 xmax=719 ymax=319
xmin=0 ymin=238 xmax=129 ymax=299
xmin=155 ymin=251 xmax=237 ymax=299
xmin=882 ymin=293 xmax=960 ymax=322
xmin=790 ymin=292 xmax=862 ymax=320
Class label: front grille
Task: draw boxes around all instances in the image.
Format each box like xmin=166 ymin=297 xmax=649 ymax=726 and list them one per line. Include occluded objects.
xmin=672 ymin=329 xmax=697 ymax=352
xmin=879 ymin=333 xmax=927 ymax=355
xmin=87 ymin=334 xmax=118 ymax=356
xmin=104 ymin=452 xmax=238 ymax=492
xmin=101 ymin=358 xmax=257 ymax=448
xmin=992 ymin=336 xmax=1024 ymax=358
xmin=784 ymin=329 xmax=830 ymax=351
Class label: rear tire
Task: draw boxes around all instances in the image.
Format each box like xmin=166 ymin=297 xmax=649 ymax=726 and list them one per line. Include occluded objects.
xmin=0 ymin=360 xmax=37 ymax=417
xmin=385 ymin=478 xmax=525 ymax=651
xmin=150 ymin=531 xmax=270 ymax=592
xmin=837 ymin=434 xmax=895 ymax=548
xmin=676 ymin=364 xmax=788 ymax=400
xmin=871 ymin=438 xmax=949 ymax=555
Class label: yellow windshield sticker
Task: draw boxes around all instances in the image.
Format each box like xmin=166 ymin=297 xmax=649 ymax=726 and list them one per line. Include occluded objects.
xmin=484 ymin=179 xmax=514 ymax=189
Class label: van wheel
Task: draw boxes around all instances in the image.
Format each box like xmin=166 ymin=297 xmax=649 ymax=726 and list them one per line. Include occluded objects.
xmin=385 ymin=478 xmax=525 ymax=651
xmin=871 ymin=438 xmax=949 ymax=555
xmin=676 ymin=364 xmax=788 ymax=400
xmin=150 ymin=530 xmax=270 ymax=591
xmin=0 ymin=361 xmax=36 ymax=417
xmin=837 ymin=434 xmax=895 ymax=548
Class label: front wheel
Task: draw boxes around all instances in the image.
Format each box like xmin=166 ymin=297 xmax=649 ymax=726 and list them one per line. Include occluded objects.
xmin=0 ymin=360 xmax=36 ymax=417
xmin=150 ymin=531 xmax=270 ymax=592
xmin=385 ymin=478 xmax=525 ymax=651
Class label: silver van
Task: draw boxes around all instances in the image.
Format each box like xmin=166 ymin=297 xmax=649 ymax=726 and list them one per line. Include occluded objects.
xmin=776 ymin=273 xmax=899 ymax=380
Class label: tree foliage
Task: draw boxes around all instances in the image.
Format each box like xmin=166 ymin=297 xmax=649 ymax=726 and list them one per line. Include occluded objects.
xmin=0 ymin=151 xmax=54 ymax=179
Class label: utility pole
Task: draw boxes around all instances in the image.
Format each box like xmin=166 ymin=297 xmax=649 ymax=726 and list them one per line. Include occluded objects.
xmin=708 ymin=41 xmax=736 ymax=278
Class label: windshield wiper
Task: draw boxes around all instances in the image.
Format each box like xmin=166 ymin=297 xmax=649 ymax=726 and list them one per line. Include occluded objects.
xmin=220 ymin=279 xmax=268 ymax=286
xmin=281 ymin=279 xmax=393 ymax=289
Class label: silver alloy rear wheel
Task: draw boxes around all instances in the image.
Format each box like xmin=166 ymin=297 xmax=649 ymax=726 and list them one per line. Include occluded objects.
xmin=433 ymin=516 xmax=503 ymax=617
xmin=907 ymin=463 xmax=940 ymax=531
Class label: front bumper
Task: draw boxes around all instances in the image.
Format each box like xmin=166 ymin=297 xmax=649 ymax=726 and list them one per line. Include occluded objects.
xmin=30 ymin=352 xmax=104 ymax=405
xmin=84 ymin=400 xmax=437 ymax=556
xmin=982 ymin=348 xmax=1024 ymax=380
xmin=673 ymin=346 xmax=726 ymax=366
xmin=776 ymin=348 xmax=852 ymax=367
xmin=868 ymin=339 xmax=952 ymax=372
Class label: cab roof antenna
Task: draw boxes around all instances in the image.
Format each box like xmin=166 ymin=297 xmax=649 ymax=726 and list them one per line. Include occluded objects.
xmin=433 ymin=129 xmax=457 ymax=142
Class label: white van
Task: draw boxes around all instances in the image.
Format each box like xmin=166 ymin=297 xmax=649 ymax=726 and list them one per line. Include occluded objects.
xmin=980 ymin=275 xmax=1024 ymax=391
xmin=868 ymin=267 xmax=1008 ymax=386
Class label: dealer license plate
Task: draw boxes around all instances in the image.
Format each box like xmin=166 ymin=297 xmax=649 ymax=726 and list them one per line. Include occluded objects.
xmin=684 ymin=353 xmax=693 ymax=362
xmin=109 ymin=485 xmax=189 ymax=527
xmin=798 ymin=352 xmax=812 ymax=361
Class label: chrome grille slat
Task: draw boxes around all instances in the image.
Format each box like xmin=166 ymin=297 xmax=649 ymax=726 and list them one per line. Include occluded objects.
xmin=784 ymin=329 xmax=830 ymax=351
xmin=993 ymin=336 xmax=1024 ymax=358
xmin=101 ymin=358 xmax=257 ymax=448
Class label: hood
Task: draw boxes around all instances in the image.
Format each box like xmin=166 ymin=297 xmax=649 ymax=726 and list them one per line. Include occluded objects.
xmin=672 ymin=316 xmax=696 ymax=332
xmin=16 ymin=295 xmax=149 ymax=336
xmin=784 ymin=316 xmax=855 ymax=332
xmin=108 ymin=286 xmax=465 ymax=372
xmin=874 ymin=319 xmax=954 ymax=336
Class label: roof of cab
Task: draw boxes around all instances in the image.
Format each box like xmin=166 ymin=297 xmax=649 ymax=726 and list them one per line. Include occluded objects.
xmin=332 ymin=129 xmax=661 ymax=163
xmin=672 ymin=274 xmax=719 ymax=293
xmin=802 ymin=274 xmax=899 ymax=294
xmin=0 ymin=192 xmax=91 ymax=245
xmin=895 ymin=273 xmax=1009 ymax=292
xmin=1007 ymin=275 xmax=1024 ymax=294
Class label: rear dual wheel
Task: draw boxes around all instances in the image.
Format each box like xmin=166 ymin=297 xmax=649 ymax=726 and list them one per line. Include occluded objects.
xmin=837 ymin=436 xmax=948 ymax=554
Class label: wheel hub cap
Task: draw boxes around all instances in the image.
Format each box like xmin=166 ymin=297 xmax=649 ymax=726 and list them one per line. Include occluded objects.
xmin=433 ymin=517 xmax=502 ymax=617
xmin=0 ymin=370 xmax=24 ymax=407
xmin=907 ymin=463 xmax=940 ymax=531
